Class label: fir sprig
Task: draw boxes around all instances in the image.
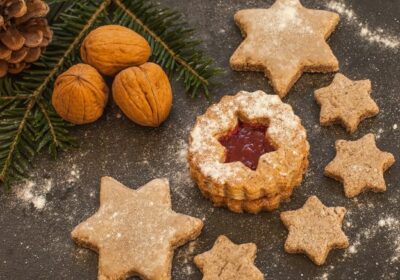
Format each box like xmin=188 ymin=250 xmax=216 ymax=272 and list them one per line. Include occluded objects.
xmin=0 ymin=0 xmax=222 ymax=187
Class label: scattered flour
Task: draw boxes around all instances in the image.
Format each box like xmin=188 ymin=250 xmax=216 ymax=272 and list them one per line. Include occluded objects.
xmin=378 ymin=217 xmax=400 ymax=262
xmin=15 ymin=179 xmax=53 ymax=210
xmin=67 ymin=164 xmax=81 ymax=183
xmin=12 ymin=164 xmax=82 ymax=211
xmin=319 ymin=214 xmax=400 ymax=279
xmin=347 ymin=243 xmax=358 ymax=254
xmin=346 ymin=216 xmax=400 ymax=262
xmin=376 ymin=128 xmax=384 ymax=139
xmin=325 ymin=1 xmax=400 ymax=49
xmin=319 ymin=272 xmax=329 ymax=280
xmin=176 ymin=240 xmax=198 ymax=276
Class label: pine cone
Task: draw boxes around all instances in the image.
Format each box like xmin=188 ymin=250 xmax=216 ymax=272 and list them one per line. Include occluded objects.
xmin=0 ymin=0 xmax=52 ymax=77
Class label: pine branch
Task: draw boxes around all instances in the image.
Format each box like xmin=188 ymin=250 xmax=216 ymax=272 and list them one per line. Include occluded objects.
xmin=0 ymin=0 xmax=110 ymax=186
xmin=112 ymin=0 xmax=223 ymax=97
xmin=1 ymin=0 xmax=223 ymax=188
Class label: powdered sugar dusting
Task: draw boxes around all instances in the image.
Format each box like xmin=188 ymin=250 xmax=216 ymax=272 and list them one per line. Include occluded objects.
xmin=318 ymin=213 xmax=400 ymax=279
xmin=344 ymin=215 xmax=400 ymax=262
xmin=176 ymin=240 xmax=198 ymax=276
xmin=326 ymin=1 xmax=400 ymax=49
xmin=68 ymin=164 xmax=81 ymax=183
xmin=15 ymin=179 xmax=53 ymax=210
xmin=275 ymin=0 xmax=302 ymax=31
xmin=11 ymin=163 xmax=83 ymax=211
xmin=189 ymin=91 xmax=308 ymax=186
xmin=271 ymin=0 xmax=313 ymax=34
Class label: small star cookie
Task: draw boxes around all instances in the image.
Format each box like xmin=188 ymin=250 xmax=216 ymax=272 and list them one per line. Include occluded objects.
xmin=325 ymin=134 xmax=395 ymax=198
xmin=230 ymin=0 xmax=339 ymax=97
xmin=71 ymin=177 xmax=203 ymax=280
xmin=194 ymin=235 xmax=263 ymax=280
xmin=280 ymin=196 xmax=349 ymax=265
xmin=315 ymin=73 xmax=379 ymax=133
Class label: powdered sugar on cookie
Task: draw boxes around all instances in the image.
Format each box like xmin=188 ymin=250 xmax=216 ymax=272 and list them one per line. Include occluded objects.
xmin=188 ymin=91 xmax=309 ymax=213
xmin=189 ymin=91 xmax=307 ymax=184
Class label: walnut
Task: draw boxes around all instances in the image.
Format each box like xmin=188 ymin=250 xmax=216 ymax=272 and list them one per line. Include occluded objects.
xmin=52 ymin=64 xmax=109 ymax=124
xmin=112 ymin=62 xmax=173 ymax=127
xmin=81 ymin=25 xmax=151 ymax=76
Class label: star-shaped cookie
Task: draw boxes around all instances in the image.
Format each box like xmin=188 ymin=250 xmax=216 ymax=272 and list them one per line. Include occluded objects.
xmin=71 ymin=177 xmax=204 ymax=280
xmin=230 ymin=0 xmax=339 ymax=97
xmin=280 ymin=196 xmax=349 ymax=265
xmin=194 ymin=235 xmax=263 ymax=280
xmin=325 ymin=134 xmax=395 ymax=198
xmin=315 ymin=73 xmax=379 ymax=133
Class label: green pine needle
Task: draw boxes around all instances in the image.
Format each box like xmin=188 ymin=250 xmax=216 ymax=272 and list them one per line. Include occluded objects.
xmin=0 ymin=0 xmax=222 ymax=188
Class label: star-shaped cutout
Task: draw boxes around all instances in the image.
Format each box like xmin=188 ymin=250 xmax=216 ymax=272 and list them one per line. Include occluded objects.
xmin=218 ymin=120 xmax=276 ymax=170
xmin=280 ymin=196 xmax=349 ymax=265
xmin=315 ymin=73 xmax=379 ymax=133
xmin=194 ymin=235 xmax=263 ymax=280
xmin=324 ymin=134 xmax=395 ymax=198
xmin=71 ymin=177 xmax=203 ymax=280
xmin=230 ymin=0 xmax=340 ymax=97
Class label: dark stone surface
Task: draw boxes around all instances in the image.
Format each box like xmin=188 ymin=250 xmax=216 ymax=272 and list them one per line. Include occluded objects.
xmin=1 ymin=0 xmax=399 ymax=279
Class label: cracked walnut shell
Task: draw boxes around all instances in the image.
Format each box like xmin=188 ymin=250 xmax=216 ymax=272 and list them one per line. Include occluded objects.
xmin=52 ymin=64 xmax=109 ymax=125
xmin=112 ymin=62 xmax=173 ymax=127
xmin=81 ymin=25 xmax=151 ymax=76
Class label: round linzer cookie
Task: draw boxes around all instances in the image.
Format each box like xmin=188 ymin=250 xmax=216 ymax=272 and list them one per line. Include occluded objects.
xmin=188 ymin=90 xmax=309 ymax=213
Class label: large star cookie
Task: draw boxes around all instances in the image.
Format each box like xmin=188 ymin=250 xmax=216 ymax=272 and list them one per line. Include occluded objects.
xmin=71 ymin=177 xmax=203 ymax=280
xmin=325 ymin=134 xmax=395 ymax=198
xmin=280 ymin=196 xmax=349 ymax=265
xmin=230 ymin=0 xmax=340 ymax=97
xmin=315 ymin=73 xmax=379 ymax=133
xmin=194 ymin=235 xmax=263 ymax=280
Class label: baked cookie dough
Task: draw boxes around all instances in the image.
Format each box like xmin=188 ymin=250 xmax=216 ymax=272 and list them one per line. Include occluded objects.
xmin=281 ymin=196 xmax=349 ymax=265
xmin=315 ymin=73 xmax=379 ymax=133
xmin=230 ymin=0 xmax=340 ymax=97
xmin=188 ymin=90 xmax=309 ymax=213
xmin=325 ymin=134 xmax=395 ymax=198
xmin=194 ymin=235 xmax=263 ymax=280
xmin=71 ymin=177 xmax=203 ymax=280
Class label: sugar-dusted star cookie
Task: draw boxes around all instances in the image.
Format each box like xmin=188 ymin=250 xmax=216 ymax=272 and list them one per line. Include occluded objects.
xmin=315 ymin=73 xmax=379 ymax=133
xmin=280 ymin=196 xmax=349 ymax=265
xmin=71 ymin=177 xmax=203 ymax=280
xmin=230 ymin=0 xmax=339 ymax=97
xmin=325 ymin=134 xmax=395 ymax=198
xmin=194 ymin=235 xmax=263 ymax=280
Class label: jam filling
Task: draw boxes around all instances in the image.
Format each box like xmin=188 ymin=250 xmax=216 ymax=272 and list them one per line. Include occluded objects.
xmin=218 ymin=120 xmax=276 ymax=170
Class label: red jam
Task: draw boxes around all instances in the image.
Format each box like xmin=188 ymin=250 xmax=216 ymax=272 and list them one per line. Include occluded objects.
xmin=218 ymin=120 xmax=276 ymax=170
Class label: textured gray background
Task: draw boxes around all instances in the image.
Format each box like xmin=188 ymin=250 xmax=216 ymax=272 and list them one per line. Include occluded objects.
xmin=1 ymin=0 xmax=399 ymax=279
